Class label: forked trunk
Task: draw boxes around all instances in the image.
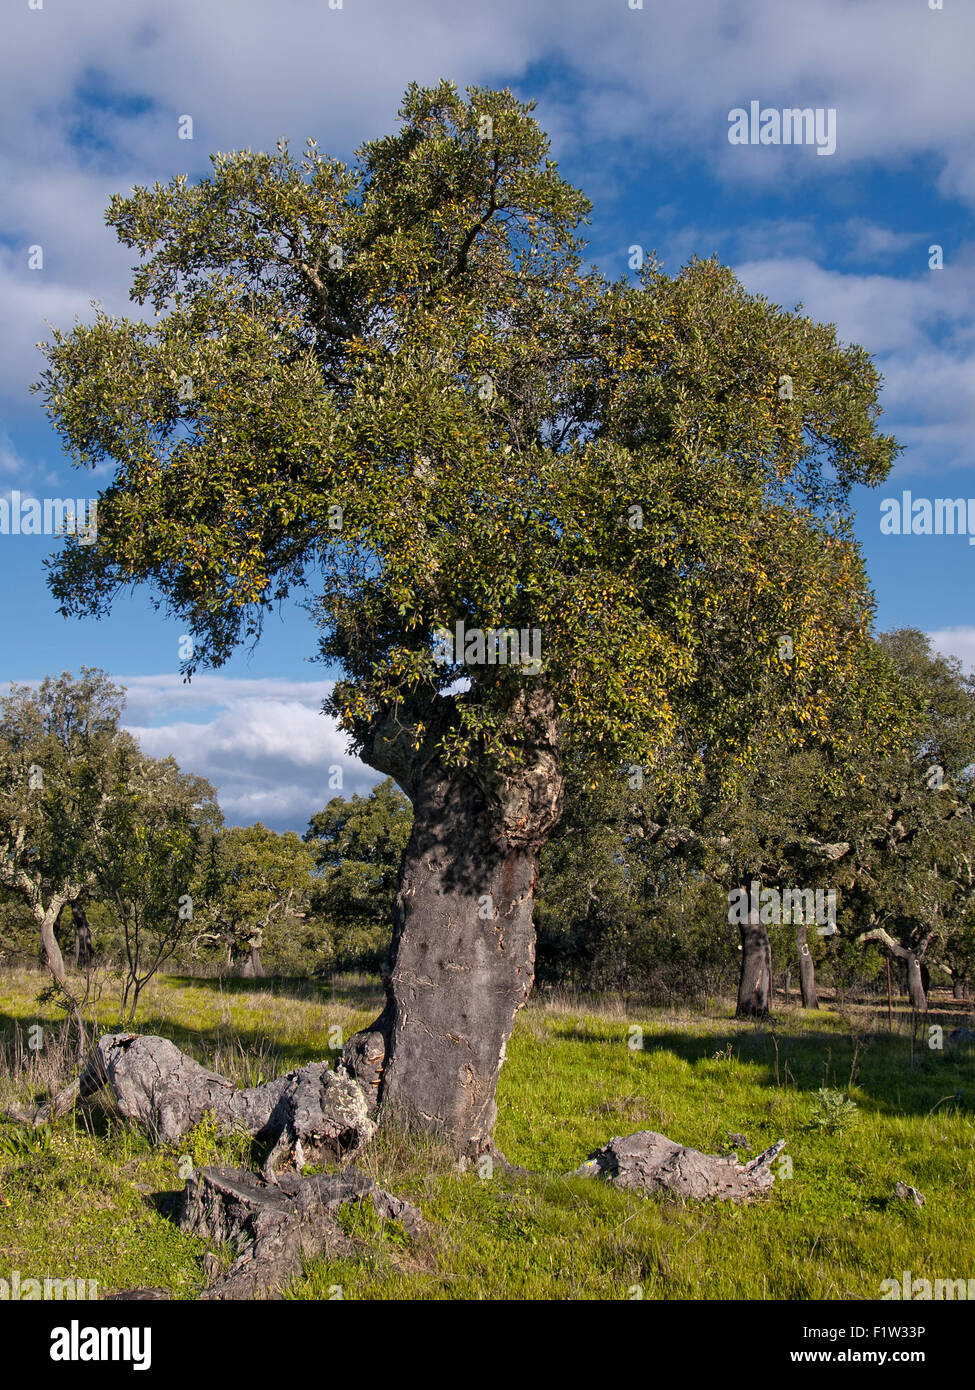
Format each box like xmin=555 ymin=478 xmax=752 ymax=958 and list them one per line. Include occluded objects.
xmin=857 ymin=927 xmax=930 ymax=1015
xmin=736 ymin=899 xmax=771 ymax=1020
xmin=341 ymin=689 xmax=563 ymax=1159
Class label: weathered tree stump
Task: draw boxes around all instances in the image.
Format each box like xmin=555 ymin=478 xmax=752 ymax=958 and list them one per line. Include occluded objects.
xmin=179 ymin=1165 xmax=425 ymax=1299
xmin=573 ymin=1130 xmax=787 ymax=1202
xmin=43 ymin=1033 xmax=375 ymax=1180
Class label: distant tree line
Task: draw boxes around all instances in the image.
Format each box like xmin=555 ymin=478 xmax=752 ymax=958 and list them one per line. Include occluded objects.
xmin=3 ymin=630 xmax=974 ymax=1036
xmin=536 ymin=628 xmax=975 ymax=1015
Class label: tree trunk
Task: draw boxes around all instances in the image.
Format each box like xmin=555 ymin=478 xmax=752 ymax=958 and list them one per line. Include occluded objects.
xmin=905 ymin=951 xmax=927 ymax=1012
xmin=736 ymin=899 xmax=771 ymax=1019
xmin=797 ymin=924 xmax=818 ymax=1009
xmin=72 ymin=902 xmax=94 ymax=969
xmin=36 ymin=899 xmax=68 ymax=987
xmin=857 ymin=929 xmax=928 ymax=1014
xmin=32 ymin=1033 xmax=375 ymax=1181
xmin=341 ymin=689 xmax=563 ymax=1159
xmin=179 ymin=1166 xmax=424 ymax=1301
xmin=239 ymin=945 xmax=264 ymax=979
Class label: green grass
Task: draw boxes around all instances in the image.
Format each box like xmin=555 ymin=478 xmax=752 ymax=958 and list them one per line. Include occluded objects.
xmin=1 ymin=965 xmax=972 ymax=1300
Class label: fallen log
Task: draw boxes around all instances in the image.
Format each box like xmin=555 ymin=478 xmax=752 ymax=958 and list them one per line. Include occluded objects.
xmin=22 ymin=1036 xmax=790 ymax=1216
xmin=573 ymin=1130 xmax=787 ymax=1202
xmin=179 ymin=1165 xmax=426 ymax=1300
xmin=34 ymin=1033 xmax=375 ymax=1181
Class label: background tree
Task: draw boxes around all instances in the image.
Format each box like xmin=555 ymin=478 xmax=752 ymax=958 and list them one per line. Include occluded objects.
xmin=305 ymin=776 xmax=412 ymax=970
xmin=940 ymin=900 xmax=975 ymax=1000
xmin=0 ymin=669 xmax=130 ymax=1037
xmin=93 ymin=751 xmax=220 ymax=1021
xmin=536 ymin=763 xmax=731 ymax=998
xmin=811 ymin=630 xmax=975 ymax=1011
xmin=35 ymin=81 xmax=899 ymax=1156
xmin=70 ymin=900 xmax=95 ymax=969
xmin=198 ymin=823 xmax=313 ymax=978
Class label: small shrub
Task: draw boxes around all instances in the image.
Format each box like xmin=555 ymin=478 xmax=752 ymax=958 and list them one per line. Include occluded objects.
xmin=808 ymin=1087 xmax=859 ymax=1134
xmin=0 ymin=1121 xmax=53 ymax=1159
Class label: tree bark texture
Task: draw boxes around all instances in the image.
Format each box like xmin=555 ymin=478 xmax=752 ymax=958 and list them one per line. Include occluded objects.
xmin=239 ymin=945 xmax=264 ymax=978
xmin=797 ymin=923 xmax=818 ymax=1009
xmin=736 ymin=898 xmax=771 ymax=1019
xmin=179 ymin=1165 xmax=425 ymax=1300
xmin=341 ymin=688 xmax=564 ymax=1157
xmin=46 ymin=1033 xmax=374 ymax=1180
xmin=574 ymin=1131 xmax=787 ymax=1202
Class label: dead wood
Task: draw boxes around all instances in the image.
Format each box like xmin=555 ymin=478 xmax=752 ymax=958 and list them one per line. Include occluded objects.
xmin=179 ymin=1164 xmax=425 ymax=1300
xmin=573 ymin=1130 xmax=787 ymax=1202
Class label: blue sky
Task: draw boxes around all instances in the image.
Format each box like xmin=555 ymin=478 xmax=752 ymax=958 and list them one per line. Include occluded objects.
xmin=2 ymin=0 xmax=974 ymax=830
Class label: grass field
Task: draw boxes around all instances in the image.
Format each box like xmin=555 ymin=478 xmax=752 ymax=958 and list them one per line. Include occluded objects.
xmin=1 ymin=965 xmax=973 ymax=1300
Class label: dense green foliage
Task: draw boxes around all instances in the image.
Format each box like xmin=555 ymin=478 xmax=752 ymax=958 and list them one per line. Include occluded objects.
xmin=537 ymin=629 xmax=975 ymax=1001
xmin=36 ymin=80 xmax=898 ymax=807
xmin=304 ymin=776 xmax=412 ymax=969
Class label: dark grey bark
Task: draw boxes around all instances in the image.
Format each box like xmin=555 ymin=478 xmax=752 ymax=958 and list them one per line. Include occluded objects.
xmin=736 ymin=899 xmax=771 ymax=1019
xmin=239 ymin=945 xmax=264 ymax=978
xmin=905 ymin=951 xmax=928 ymax=1012
xmin=797 ymin=923 xmax=818 ymax=1009
xmin=341 ymin=688 xmax=564 ymax=1158
xmin=72 ymin=902 xmax=94 ymax=969
xmin=574 ymin=1131 xmax=787 ymax=1202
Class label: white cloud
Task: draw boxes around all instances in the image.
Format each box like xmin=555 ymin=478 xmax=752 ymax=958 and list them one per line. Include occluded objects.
xmin=1 ymin=671 xmax=377 ymax=830
xmin=928 ymin=626 xmax=975 ymax=676
xmin=0 ymin=425 xmax=27 ymax=477
xmin=842 ymin=219 xmax=924 ymax=263
xmin=76 ymin=672 xmax=379 ymax=831
xmin=732 ymin=255 xmax=975 ymax=474
xmin=117 ymin=673 xmax=379 ymax=830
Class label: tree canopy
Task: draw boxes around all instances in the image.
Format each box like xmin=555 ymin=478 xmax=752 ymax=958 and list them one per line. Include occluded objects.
xmin=36 ymin=80 xmax=899 ymax=799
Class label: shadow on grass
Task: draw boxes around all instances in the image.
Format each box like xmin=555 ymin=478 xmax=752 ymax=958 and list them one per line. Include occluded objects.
xmin=161 ymin=973 xmax=384 ymax=1007
xmin=546 ymin=1017 xmax=975 ymax=1118
xmin=131 ymin=1017 xmax=334 ymax=1071
xmin=0 ymin=1009 xmax=340 ymax=1084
